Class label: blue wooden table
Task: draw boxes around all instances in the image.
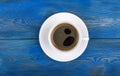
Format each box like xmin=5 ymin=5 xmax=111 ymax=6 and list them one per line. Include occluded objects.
xmin=0 ymin=0 xmax=120 ymax=76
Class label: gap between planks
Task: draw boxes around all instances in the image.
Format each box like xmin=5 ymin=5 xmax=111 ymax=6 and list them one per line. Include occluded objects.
xmin=0 ymin=38 xmax=120 ymax=40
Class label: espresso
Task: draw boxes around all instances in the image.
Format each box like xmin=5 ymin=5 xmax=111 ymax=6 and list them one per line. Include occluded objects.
xmin=51 ymin=23 xmax=79 ymax=51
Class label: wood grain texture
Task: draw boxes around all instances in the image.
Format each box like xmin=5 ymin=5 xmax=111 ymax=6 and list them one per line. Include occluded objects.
xmin=0 ymin=39 xmax=119 ymax=76
xmin=0 ymin=0 xmax=120 ymax=76
xmin=0 ymin=0 xmax=120 ymax=39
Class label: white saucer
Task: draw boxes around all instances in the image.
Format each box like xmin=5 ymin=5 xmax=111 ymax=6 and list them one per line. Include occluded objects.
xmin=39 ymin=12 xmax=89 ymax=62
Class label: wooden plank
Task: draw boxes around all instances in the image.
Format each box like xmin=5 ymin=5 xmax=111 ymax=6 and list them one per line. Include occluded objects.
xmin=0 ymin=39 xmax=119 ymax=76
xmin=0 ymin=0 xmax=120 ymax=39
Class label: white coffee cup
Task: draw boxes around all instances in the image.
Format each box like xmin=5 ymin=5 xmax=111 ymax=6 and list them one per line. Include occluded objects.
xmin=39 ymin=12 xmax=89 ymax=62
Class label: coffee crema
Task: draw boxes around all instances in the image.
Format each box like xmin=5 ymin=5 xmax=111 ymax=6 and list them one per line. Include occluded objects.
xmin=51 ymin=23 xmax=79 ymax=51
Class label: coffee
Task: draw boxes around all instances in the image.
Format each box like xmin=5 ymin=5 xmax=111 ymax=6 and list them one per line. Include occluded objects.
xmin=51 ymin=23 xmax=79 ymax=51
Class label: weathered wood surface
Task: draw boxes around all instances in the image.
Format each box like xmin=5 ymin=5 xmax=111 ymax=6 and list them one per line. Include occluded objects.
xmin=0 ymin=0 xmax=120 ymax=39
xmin=0 ymin=0 xmax=120 ymax=76
xmin=0 ymin=39 xmax=119 ymax=76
